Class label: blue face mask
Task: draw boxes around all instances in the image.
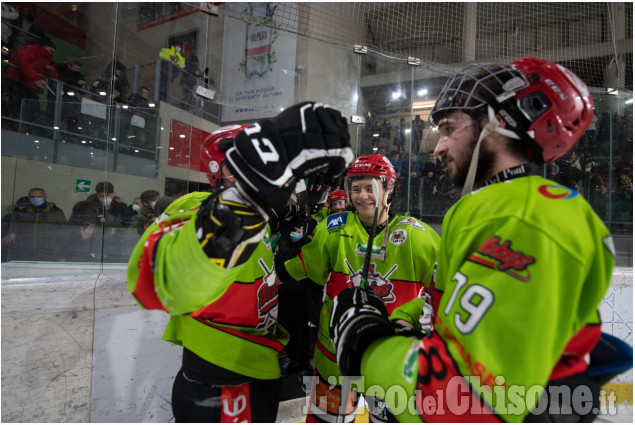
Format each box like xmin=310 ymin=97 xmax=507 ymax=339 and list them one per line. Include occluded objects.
xmin=29 ymin=197 xmax=45 ymax=207
xmin=289 ymin=232 xmax=303 ymax=242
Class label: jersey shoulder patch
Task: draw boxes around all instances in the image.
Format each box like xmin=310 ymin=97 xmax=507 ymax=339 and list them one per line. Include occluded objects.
xmin=326 ymin=212 xmax=348 ymax=230
xmin=395 ymin=217 xmax=426 ymax=231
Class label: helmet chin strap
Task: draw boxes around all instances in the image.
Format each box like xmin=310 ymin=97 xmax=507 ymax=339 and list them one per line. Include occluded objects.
xmin=460 ymin=106 xmax=522 ymax=197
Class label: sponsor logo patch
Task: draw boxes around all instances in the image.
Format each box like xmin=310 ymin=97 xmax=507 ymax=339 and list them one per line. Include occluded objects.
xmin=390 ymin=229 xmax=407 ymax=245
xmin=538 ymin=184 xmax=579 ymax=199
xmin=396 ymin=217 xmax=426 ymax=231
xmin=468 ymin=235 xmax=535 ymax=281
xmin=327 ymin=212 xmax=347 ymax=230
xmin=355 ymin=243 xmax=383 ymax=259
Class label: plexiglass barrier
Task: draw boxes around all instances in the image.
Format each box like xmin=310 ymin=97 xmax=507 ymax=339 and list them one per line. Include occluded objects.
xmin=1 ymin=4 xmax=632 ymax=270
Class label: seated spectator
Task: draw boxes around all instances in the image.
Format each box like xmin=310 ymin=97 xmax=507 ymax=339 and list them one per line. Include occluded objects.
xmin=1 ymin=187 xmax=67 ymax=261
xmin=4 ymin=37 xmax=58 ymax=126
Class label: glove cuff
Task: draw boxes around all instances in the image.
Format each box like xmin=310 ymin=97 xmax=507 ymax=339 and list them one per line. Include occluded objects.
xmin=336 ymin=313 xmax=395 ymax=377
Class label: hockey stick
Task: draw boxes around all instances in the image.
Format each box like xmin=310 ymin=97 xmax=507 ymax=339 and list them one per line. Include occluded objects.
xmin=360 ymin=178 xmax=380 ymax=290
xmin=338 ymin=179 xmax=381 ymax=422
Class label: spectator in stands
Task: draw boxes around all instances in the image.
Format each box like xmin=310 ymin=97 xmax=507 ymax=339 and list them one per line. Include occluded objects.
xmin=90 ymin=56 xmax=128 ymax=103
xmin=140 ymin=190 xmax=160 ymax=215
xmin=411 ymin=114 xmax=425 ymax=153
xmin=394 ymin=117 xmax=406 ymax=153
xmin=1 ymin=187 xmax=67 ymax=261
xmin=381 ymin=119 xmax=391 ymax=152
xmin=121 ymin=197 xmax=143 ymax=226
xmin=127 ymin=86 xmax=150 ymax=108
xmin=387 ymin=150 xmax=402 ymax=175
xmin=158 ymin=41 xmax=185 ymax=101
xmin=180 ymin=55 xmax=201 ymax=111
xmin=4 ymin=37 xmax=58 ymax=125
xmin=125 ymin=86 xmax=151 ymax=146
xmin=92 ymin=181 xmax=126 ymax=227
xmin=54 ymin=58 xmax=87 ymax=91
xmin=274 ymin=213 xmax=318 ymax=382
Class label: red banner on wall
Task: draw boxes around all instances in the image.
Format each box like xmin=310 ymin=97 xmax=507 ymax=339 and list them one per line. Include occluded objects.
xmin=168 ymin=120 xmax=211 ymax=170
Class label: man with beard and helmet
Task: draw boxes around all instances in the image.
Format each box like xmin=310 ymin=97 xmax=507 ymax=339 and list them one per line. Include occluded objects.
xmin=329 ymin=57 xmax=631 ymax=422
xmin=276 ymin=154 xmax=440 ymax=423
xmin=127 ymin=102 xmax=354 ymax=422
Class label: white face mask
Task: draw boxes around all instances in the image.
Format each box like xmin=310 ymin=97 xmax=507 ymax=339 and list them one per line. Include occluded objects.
xmin=132 ymin=204 xmax=140 ymax=212
xmin=175 ymin=46 xmax=181 ymax=52
xmin=102 ymin=197 xmax=113 ymax=207
xmin=151 ymin=200 xmax=157 ymax=209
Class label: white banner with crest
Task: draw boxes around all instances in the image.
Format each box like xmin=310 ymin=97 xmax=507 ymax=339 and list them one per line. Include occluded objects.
xmin=220 ymin=2 xmax=298 ymax=122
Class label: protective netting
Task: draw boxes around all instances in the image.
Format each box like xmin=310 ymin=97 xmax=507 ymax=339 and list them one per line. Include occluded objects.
xmin=221 ymin=2 xmax=632 ymax=90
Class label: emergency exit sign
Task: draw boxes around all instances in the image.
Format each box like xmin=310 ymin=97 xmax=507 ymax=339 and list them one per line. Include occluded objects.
xmin=76 ymin=179 xmax=91 ymax=193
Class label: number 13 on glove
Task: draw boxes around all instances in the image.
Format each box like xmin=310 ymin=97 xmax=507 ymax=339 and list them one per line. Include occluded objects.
xmin=222 ymin=102 xmax=354 ymax=210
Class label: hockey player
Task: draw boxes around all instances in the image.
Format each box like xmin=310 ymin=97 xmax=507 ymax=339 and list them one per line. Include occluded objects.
xmin=327 ymin=189 xmax=349 ymax=214
xmin=127 ymin=102 xmax=353 ymax=422
xmin=276 ymin=154 xmax=440 ymax=422
xmin=330 ymin=58 xmax=629 ymax=422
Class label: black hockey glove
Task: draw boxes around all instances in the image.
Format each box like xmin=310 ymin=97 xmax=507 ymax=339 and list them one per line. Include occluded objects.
xmin=330 ymin=287 xmax=395 ymax=377
xmin=220 ymin=102 xmax=354 ymax=210
xmin=195 ymin=187 xmax=267 ymax=269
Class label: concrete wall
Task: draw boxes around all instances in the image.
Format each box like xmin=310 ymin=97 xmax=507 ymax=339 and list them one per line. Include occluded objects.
xmin=1 ymin=264 xmax=632 ymax=422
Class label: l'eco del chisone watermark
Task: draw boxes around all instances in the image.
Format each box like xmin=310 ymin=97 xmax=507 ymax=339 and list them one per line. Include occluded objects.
xmin=300 ymin=375 xmax=622 ymax=418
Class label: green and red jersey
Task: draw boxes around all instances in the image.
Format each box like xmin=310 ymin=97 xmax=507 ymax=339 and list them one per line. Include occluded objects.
xmin=359 ymin=176 xmax=615 ymax=422
xmin=127 ymin=192 xmax=287 ymax=380
xmin=283 ymin=211 xmax=440 ymax=379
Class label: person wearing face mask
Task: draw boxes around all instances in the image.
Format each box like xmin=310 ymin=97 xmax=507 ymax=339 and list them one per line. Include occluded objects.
xmin=121 ymin=197 xmax=143 ymax=227
xmin=1 ymin=187 xmax=67 ymax=262
xmin=88 ymin=181 xmax=127 ymax=237
xmin=273 ymin=213 xmax=319 ymax=384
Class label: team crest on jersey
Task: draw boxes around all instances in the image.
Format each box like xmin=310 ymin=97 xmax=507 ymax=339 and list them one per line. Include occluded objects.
xmin=396 ymin=217 xmax=426 ymax=231
xmin=390 ymin=229 xmax=407 ymax=245
xmin=344 ymin=259 xmax=397 ymax=302
xmin=468 ymin=235 xmax=535 ymax=281
xmin=256 ymin=258 xmax=278 ymax=332
xmin=327 ymin=212 xmax=347 ymax=230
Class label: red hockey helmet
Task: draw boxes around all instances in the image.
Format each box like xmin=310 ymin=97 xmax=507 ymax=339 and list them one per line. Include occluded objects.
xmin=345 ymin=154 xmax=397 ymax=194
xmin=200 ymin=124 xmax=249 ymax=186
xmin=431 ymin=56 xmax=594 ymax=163
xmin=327 ymin=189 xmax=348 ymax=203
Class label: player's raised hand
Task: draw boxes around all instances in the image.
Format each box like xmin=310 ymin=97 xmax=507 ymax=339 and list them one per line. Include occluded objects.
xmin=220 ymin=102 xmax=354 ymax=210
